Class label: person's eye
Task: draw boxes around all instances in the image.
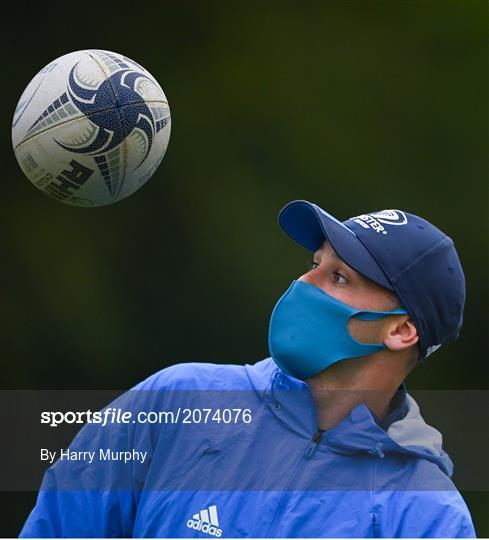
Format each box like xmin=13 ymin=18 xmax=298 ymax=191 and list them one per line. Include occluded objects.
xmin=310 ymin=259 xmax=320 ymax=269
xmin=333 ymin=271 xmax=348 ymax=284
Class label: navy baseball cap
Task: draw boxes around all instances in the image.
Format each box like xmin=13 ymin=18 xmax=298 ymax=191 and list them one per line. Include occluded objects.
xmin=278 ymin=200 xmax=466 ymax=360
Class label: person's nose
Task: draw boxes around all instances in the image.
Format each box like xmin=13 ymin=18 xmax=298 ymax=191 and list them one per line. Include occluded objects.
xmin=298 ymin=267 xmax=322 ymax=287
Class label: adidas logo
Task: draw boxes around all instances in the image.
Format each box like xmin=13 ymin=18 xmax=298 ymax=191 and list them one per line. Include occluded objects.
xmin=186 ymin=504 xmax=223 ymax=537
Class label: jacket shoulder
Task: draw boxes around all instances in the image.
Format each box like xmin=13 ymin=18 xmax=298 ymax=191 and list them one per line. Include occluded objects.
xmin=378 ymin=486 xmax=476 ymax=537
xmin=133 ymin=361 xmax=255 ymax=391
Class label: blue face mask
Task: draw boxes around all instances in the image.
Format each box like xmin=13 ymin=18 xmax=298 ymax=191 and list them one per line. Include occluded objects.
xmin=268 ymin=280 xmax=407 ymax=379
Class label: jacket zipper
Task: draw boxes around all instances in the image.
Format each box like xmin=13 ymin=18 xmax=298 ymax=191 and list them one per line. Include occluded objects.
xmin=372 ymin=512 xmax=378 ymax=537
xmin=264 ymin=429 xmax=324 ymax=536
xmin=305 ymin=430 xmax=323 ymax=457
xmin=371 ymin=451 xmax=380 ymax=537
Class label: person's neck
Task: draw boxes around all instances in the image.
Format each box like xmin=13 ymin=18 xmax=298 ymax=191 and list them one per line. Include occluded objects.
xmin=306 ymin=351 xmax=409 ymax=432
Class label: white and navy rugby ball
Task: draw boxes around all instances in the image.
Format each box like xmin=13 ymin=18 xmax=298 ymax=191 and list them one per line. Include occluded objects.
xmin=12 ymin=49 xmax=171 ymax=207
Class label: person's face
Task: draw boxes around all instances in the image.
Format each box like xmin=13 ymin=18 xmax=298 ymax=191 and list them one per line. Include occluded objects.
xmin=298 ymin=241 xmax=414 ymax=347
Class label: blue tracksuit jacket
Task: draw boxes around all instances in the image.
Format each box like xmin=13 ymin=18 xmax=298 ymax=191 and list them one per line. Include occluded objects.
xmin=21 ymin=358 xmax=475 ymax=537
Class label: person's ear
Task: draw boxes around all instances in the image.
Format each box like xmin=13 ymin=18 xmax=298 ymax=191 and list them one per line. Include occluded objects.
xmin=384 ymin=316 xmax=419 ymax=351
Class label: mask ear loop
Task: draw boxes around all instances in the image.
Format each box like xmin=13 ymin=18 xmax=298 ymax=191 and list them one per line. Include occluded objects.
xmin=348 ymin=308 xmax=408 ymax=348
xmin=354 ymin=308 xmax=408 ymax=321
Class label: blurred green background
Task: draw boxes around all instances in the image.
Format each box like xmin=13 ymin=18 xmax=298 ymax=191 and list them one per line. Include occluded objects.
xmin=2 ymin=0 xmax=487 ymax=535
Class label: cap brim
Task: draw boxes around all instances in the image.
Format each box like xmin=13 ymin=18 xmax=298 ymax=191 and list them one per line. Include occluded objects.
xmin=278 ymin=200 xmax=393 ymax=291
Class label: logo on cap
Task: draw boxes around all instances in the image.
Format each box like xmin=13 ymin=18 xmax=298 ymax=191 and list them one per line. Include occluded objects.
xmin=352 ymin=210 xmax=408 ymax=235
xmin=426 ymin=344 xmax=441 ymax=357
xmin=370 ymin=210 xmax=408 ymax=226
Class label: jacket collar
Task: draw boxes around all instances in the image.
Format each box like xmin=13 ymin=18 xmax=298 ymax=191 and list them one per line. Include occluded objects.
xmin=245 ymin=357 xmax=453 ymax=475
xmin=247 ymin=357 xmax=408 ymax=438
